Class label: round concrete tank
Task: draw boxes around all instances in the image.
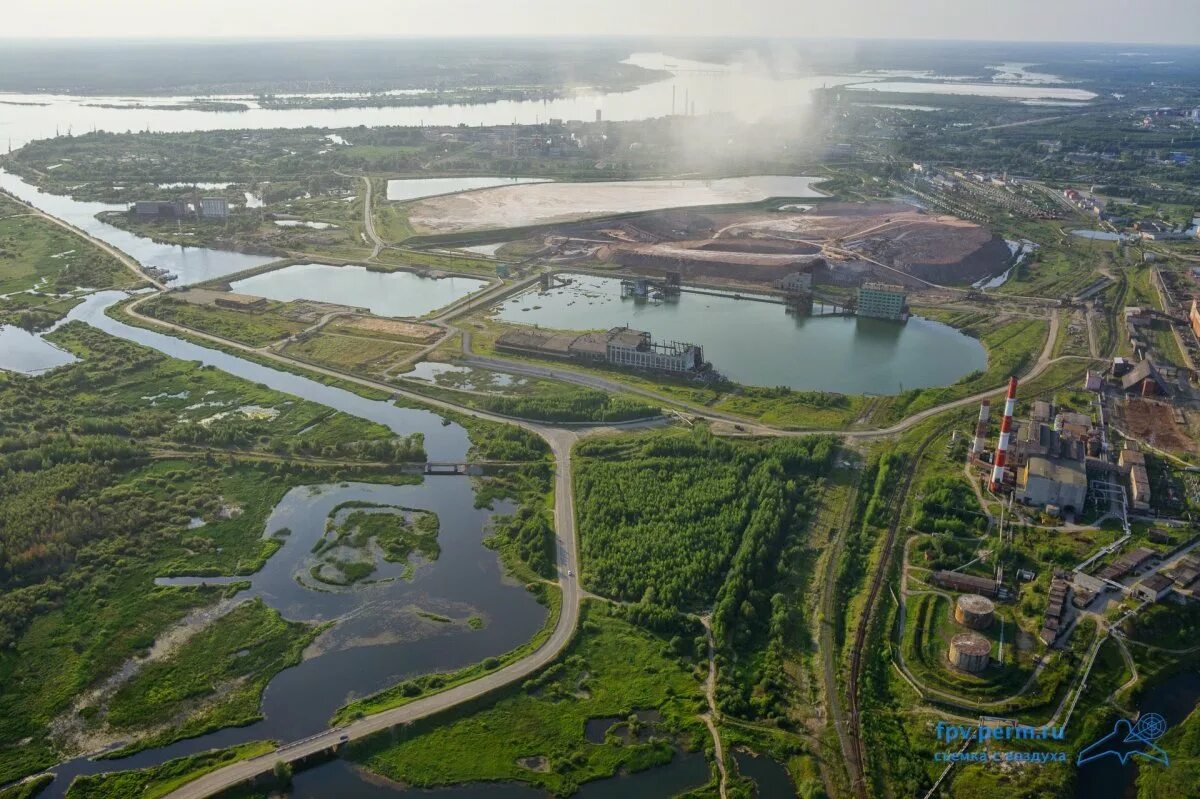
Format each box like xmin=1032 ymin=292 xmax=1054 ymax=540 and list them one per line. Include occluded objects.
xmin=949 ymin=632 xmax=991 ymax=673
xmin=954 ymin=594 xmax=996 ymax=630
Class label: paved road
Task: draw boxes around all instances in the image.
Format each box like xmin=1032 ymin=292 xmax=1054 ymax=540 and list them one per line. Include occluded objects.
xmin=111 ymin=295 xmax=586 ymax=799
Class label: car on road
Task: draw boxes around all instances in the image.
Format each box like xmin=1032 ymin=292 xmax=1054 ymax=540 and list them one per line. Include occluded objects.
xmin=567 ymin=569 xmax=574 ymax=577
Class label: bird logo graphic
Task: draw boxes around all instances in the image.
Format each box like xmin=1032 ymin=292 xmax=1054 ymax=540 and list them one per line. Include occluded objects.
xmin=1077 ymin=714 xmax=1169 ymax=767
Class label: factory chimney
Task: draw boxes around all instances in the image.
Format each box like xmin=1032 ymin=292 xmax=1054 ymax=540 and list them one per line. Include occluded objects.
xmin=989 ymin=377 xmax=1018 ymax=492
xmin=972 ymin=400 xmax=990 ymax=454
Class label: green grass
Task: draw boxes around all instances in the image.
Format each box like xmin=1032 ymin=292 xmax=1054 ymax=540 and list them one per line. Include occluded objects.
xmin=101 ymin=599 xmax=319 ymax=754
xmin=283 ymin=331 xmax=420 ymax=375
xmin=349 ymin=602 xmax=707 ymax=795
xmin=65 ymin=741 xmax=275 ymax=799
xmin=0 ymin=192 xmax=144 ymax=328
xmin=139 ymin=295 xmax=306 ymax=347
xmin=0 ymin=774 xmax=53 ymax=799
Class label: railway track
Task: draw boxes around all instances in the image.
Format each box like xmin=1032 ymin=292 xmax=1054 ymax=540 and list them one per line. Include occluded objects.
xmin=842 ymin=366 xmax=1087 ymax=796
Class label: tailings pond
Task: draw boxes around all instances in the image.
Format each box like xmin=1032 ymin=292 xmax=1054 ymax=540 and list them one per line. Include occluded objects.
xmin=386 ymin=177 xmax=551 ymax=203
xmin=32 ymin=292 xmax=547 ymax=797
xmin=229 ymin=262 xmax=489 ymax=317
xmin=493 ymin=274 xmax=986 ymax=395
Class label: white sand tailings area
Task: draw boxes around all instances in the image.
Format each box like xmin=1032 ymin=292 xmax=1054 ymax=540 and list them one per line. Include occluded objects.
xmin=406 ymin=175 xmax=826 ymax=234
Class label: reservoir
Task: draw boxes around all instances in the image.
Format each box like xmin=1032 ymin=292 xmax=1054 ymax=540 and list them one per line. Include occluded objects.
xmin=492 ymin=274 xmax=986 ymax=395
xmin=387 ymin=177 xmax=551 ymax=203
xmin=230 ymin=262 xmax=489 ymax=318
xmin=0 ymin=170 xmax=274 ymax=285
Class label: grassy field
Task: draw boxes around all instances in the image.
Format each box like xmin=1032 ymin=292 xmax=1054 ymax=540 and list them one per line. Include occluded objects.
xmin=0 ymin=324 xmax=421 ymax=784
xmin=65 ymin=741 xmax=275 ymax=799
xmin=102 ymin=599 xmax=318 ymax=755
xmin=138 ymin=295 xmax=307 ymax=347
xmin=283 ymin=331 xmax=421 ymax=376
xmin=0 ymin=192 xmax=144 ymax=328
xmin=349 ymin=601 xmax=708 ymax=795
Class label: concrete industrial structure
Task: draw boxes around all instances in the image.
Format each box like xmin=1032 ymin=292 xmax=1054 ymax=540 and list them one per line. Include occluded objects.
xmin=496 ymin=325 xmax=706 ymax=375
xmin=774 ymin=271 xmax=813 ymax=292
xmin=990 ymin=377 xmax=1019 ymax=492
xmin=200 ymin=197 xmax=230 ymax=218
xmin=1119 ymin=448 xmax=1152 ymax=512
xmin=932 ymin=571 xmax=999 ymax=597
xmin=1015 ymin=456 xmax=1088 ymax=513
xmin=948 ymin=632 xmax=991 ymax=673
xmin=954 ymin=594 xmax=996 ymax=630
xmin=1040 ymin=574 xmax=1071 ymax=645
xmin=133 ymin=200 xmax=188 ymax=219
xmin=1135 ymin=573 xmax=1174 ymax=602
xmin=856 ymin=282 xmax=907 ymax=321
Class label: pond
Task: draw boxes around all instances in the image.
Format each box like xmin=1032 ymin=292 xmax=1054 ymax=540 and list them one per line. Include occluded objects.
xmin=387 ymin=177 xmax=551 ymax=203
xmin=34 ymin=291 xmax=548 ymax=797
xmin=230 ymin=262 xmax=489 ymax=318
xmin=1074 ymin=670 xmax=1200 ymax=799
xmin=491 ymin=274 xmax=986 ymax=395
xmin=0 ymin=170 xmax=274 ymax=285
xmin=0 ymin=324 xmax=79 ymax=374
xmin=733 ymin=750 xmax=794 ymax=797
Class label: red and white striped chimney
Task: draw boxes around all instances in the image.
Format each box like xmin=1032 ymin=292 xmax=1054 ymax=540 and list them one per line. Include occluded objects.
xmin=989 ymin=377 xmax=1018 ymax=491
xmin=972 ymin=400 xmax=991 ymax=454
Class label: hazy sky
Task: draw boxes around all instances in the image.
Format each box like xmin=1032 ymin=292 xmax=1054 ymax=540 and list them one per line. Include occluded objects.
xmin=4 ymin=0 xmax=1199 ymax=44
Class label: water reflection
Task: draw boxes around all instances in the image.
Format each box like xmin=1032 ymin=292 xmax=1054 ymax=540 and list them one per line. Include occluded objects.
xmin=0 ymin=324 xmax=78 ymax=373
xmin=492 ymin=274 xmax=985 ymax=394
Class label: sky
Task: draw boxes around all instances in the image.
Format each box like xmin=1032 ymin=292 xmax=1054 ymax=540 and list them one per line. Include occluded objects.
xmin=3 ymin=0 xmax=1199 ymax=44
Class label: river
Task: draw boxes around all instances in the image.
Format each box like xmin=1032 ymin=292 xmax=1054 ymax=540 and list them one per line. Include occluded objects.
xmin=32 ymin=291 xmax=549 ymax=797
xmin=0 ymin=170 xmax=273 ymax=285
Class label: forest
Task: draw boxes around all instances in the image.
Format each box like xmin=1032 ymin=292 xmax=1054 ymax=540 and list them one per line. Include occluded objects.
xmin=574 ymin=428 xmax=835 ymax=720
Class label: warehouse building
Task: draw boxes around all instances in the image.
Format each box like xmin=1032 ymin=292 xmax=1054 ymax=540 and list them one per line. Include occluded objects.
xmin=856 ymin=282 xmax=908 ymax=321
xmin=496 ymin=326 xmax=706 ymax=375
xmin=1015 ymin=456 xmax=1087 ymax=513
xmin=200 ymin=197 xmax=230 ymax=218
xmin=932 ymin=571 xmax=999 ymax=597
xmin=133 ymin=200 xmax=188 ymax=219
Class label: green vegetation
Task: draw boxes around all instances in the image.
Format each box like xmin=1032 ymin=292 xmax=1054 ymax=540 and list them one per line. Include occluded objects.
xmin=138 ymin=295 xmax=305 ymax=348
xmin=101 ymin=600 xmax=317 ymax=754
xmin=402 ymin=376 xmax=661 ymax=423
xmin=65 ymin=741 xmax=275 ymax=799
xmin=309 ymin=505 xmax=440 ymax=586
xmin=0 ymin=192 xmax=144 ymax=329
xmin=283 ymin=331 xmax=420 ymax=377
xmin=0 ymin=323 xmax=422 ymax=783
xmin=0 ymin=775 xmax=53 ymax=799
xmin=349 ymin=602 xmax=706 ymax=795
xmin=1139 ymin=703 xmax=1200 ymax=798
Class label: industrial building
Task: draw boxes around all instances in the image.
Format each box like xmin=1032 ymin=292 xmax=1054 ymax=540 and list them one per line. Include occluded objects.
xmin=1119 ymin=448 xmax=1153 ymax=512
xmin=1135 ymin=573 xmax=1174 ymax=602
xmin=495 ymin=326 xmax=707 ymax=375
xmin=1040 ymin=574 xmax=1071 ymax=645
xmin=133 ymin=200 xmax=188 ymax=219
xmin=774 ymin=271 xmax=813 ymax=292
xmin=1015 ymin=457 xmax=1087 ymax=513
xmin=1097 ymin=547 xmax=1157 ymax=582
xmin=856 ymin=282 xmax=908 ymax=321
xmin=954 ymin=594 xmax=995 ymax=630
xmin=200 ymin=197 xmax=230 ymax=218
xmin=948 ymin=632 xmax=991 ymax=673
xmin=932 ymin=571 xmax=999 ymax=597
xmin=1120 ymin=360 xmax=1168 ymax=397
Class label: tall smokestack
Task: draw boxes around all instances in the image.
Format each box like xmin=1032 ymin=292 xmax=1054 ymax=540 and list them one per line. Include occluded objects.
xmin=972 ymin=400 xmax=991 ymax=454
xmin=989 ymin=377 xmax=1018 ymax=491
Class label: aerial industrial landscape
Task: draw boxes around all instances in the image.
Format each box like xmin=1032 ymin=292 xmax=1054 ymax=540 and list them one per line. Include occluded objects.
xmin=1 ymin=7 xmax=1199 ymax=799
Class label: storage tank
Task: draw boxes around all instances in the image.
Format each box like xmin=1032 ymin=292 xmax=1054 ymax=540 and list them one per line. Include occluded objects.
xmin=954 ymin=594 xmax=996 ymax=630
xmin=949 ymin=632 xmax=991 ymax=673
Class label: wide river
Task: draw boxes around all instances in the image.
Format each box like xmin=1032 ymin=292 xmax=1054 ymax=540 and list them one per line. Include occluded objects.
xmin=0 ymin=53 xmax=1095 ymax=150
xmin=493 ymin=274 xmax=986 ymax=395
